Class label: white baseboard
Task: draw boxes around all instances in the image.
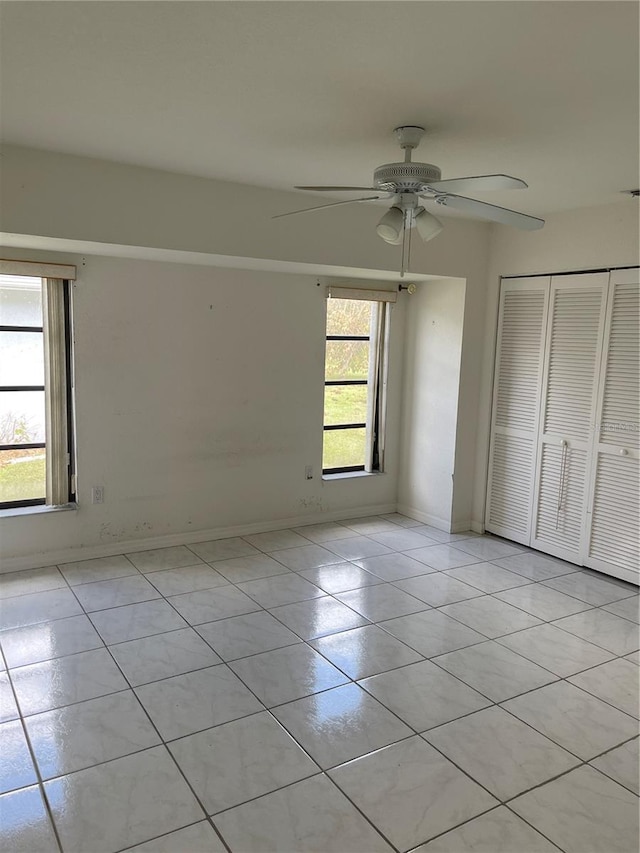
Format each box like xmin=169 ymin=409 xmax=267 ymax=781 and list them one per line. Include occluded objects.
xmin=396 ymin=504 xmax=451 ymax=532
xmin=1 ymin=502 xmax=397 ymax=573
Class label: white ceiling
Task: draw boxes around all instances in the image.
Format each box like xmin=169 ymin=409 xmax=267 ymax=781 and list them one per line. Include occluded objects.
xmin=1 ymin=1 xmax=638 ymax=215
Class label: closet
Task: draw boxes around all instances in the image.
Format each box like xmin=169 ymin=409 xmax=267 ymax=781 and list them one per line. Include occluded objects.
xmin=486 ymin=267 xmax=639 ymax=585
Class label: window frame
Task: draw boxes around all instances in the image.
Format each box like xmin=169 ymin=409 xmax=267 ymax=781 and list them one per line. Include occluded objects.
xmin=0 ymin=270 xmax=75 ymax=509
xmin=322 ymin=288 xmax=394 ymax=476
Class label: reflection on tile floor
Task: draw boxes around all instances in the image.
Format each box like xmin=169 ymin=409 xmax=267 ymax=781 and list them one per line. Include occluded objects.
xmin=0 ymin=517 xmax=638 ymax=852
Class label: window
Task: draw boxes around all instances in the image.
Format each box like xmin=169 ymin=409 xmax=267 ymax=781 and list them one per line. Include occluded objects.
xmin=322 ymin=287 xmax=395 ymax=475
xmin=0 ymin=265 xmax=75 ymax=509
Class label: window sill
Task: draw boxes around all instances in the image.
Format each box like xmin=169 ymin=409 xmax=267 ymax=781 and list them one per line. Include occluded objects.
xmin=0 ymin=502 xmax=78 ymax=520
xmin=322 ymin=470 xmax=384 ymax=482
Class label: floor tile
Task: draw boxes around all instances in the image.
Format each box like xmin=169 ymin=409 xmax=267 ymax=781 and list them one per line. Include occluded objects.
xmin=0 ymin=719 xmax=38 ymax=793
xmin=188 ymin=536 xmax=261 ymax=562
xmin=454 ymin=537 xmax=525 ymax=561
xmin=393 ymin=573 xmax=483 ymax=606
xmin=125 ymin=545 xmax=204 ymax=572
xmin=359 ymin=659 xmax=491 ymax=731
xmin=311 ymin=624 xmax=422 ymax=679
xmin=543 ymin=571 xmax=637 ymax=606
xmin=553 ymin=608 xmax=640 ymax=655
xmin=243 ymin=529 xmax=310 ymax=552
xmin=89 ymin=599 xmax=187 ymax=645
xmin=144 ymin=564 xmax=228 ymax=596
xmin=168 ymin=585 xmax=260 ymax=624
xmin=0 ymin=671 xmax=19 ymax=722
xmin=169 ymin=711 xmax=318 ymax=814
xmin=341 ymin=516 xmax=399 ymax=535
xmin=439 ymin=596 xmax=542 ymax=639
xmin=414 ymin=805 xmax=559 ymax=852
xmin=354 ymin=552 xmax=437 ymax=582
xmin=0 ymin=587 xmax=82 ymax=631
xmin=72 ymin=575 xmax=161 ymax=612
xmin=196 ymin=609 xmax=301 ymax=660
xmin=297 ymin=563 xmax=382 ymax=594
xmin=380 ymin=512 xmax=423 ymax=528
xmin=110 ymin=628 xmax=221 ymax=686
xmin=336 ymin=583 xmax=428 ymax=621
xmin=379 ymin=610 xmax=485 ymax=657
xmin=591 ymin=738 xmax=639 ymax=795
xmin=492 ymin=551 xmax=578 ymax=581
xmin=0 ymin=614 xmax=103 ymax=669
xmin=0 ymin=785 xmax=59 ymax=853
xmin=496 ymin=584 xmax=590 ymax=620
xmin=11 ymin=648 xmax=128 ymax=715
xmin=126 ymin=821 xmax=226 ymax=853
xmin=434 ymin=641 xmax=558 ymax=702
xmin=213 ymin=774 xmax=393 ymax=853
xmin=329 ymin=737 xmax=497 ymax=852
xmin=0 ymin=566 xmax=66 ymax=599
xmin=497 ymin=622 xmax=615 ymax=676
xmin=369 ymin=529 xmax=439 ymax=551
xmin=604 ymin=595 xmax=640 ymax=624
xmin=323 ymin=535 xmax=393 ymax=561
xmin=445 ymin=562 xmax=532 ymax=593
xmin=424 ymin=706 xmax=578 ymax=800
xmin=503 ymin=681 xmax=639 ymax=761
xmin=59 ymin=555 xmax=138 ymax=586
xmin=211 ymin=553 xmax=290 ymax=583
xmin=25 ymin=690 xmax=160 ymax=779
xmin=273 ymin=682 xmax=412 ymax=768
xmin=568 ymin=658 xmax=639 ymax=718
xmin=510 ymin=765 xmax=639 ymax=853
xmin=44 ymin=746 xmax=204 ymax=853
xmin=270 ymin=544 xmax=343 ymax=571
xmin=229 ymin=643 xmax=348 ymax=706
xmin=236 ymin=573 xmax=324 ymax=608
xmin=404 ymin=544 xmax=483 ymax=571
xmin=625 ymin=650 xmax=640 ymax=665
xmin=292 ymin=521 xmax=360 ymax=543
xmin=135 ymin=664 xmax=262 ymax=740
xmin=270 ymin=596 xmax=367 ymax=640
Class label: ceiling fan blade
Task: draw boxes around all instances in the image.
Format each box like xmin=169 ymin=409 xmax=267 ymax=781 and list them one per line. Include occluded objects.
xmin=295 ymin=186 xmax=383 ymax=192
xmin=272 ymin=196 xmax=383 ymax=219
xmin=432 ymin=194 xmax=544 ymax=230
xmin=427 ymin=175 xmax=528 ymax=193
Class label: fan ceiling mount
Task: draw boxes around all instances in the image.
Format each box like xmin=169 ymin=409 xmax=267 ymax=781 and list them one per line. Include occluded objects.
xmin=274 ymin=125 xmax=545 ymax=276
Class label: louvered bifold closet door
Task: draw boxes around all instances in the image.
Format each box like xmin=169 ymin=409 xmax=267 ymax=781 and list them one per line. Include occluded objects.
xmin=585 ymin=268 xmax=639 ymax=584
xmin=531 ymin=273 xmax=609 ymax=562
xmin=485 ymin=278 xmax=549 ymax=544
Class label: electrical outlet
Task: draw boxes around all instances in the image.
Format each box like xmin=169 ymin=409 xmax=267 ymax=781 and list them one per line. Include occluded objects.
xmin=92 ymin=486 xmax=104 ymax=504
xmin=305 ymin=465 xmax=313 ymax=480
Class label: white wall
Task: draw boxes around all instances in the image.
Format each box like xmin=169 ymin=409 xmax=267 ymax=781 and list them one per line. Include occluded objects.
xmin=398 ymin=277 xmax=466 ymax=529
xmin=1 ymin=253 xmax=405 ymax=568
xmin=470 ymin=200 xmax=640 ymax=530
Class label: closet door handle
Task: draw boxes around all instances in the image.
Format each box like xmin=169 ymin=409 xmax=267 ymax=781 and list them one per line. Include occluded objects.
xmin=619 ymin=448 xmax=629 ymax=456
xmin=555 ymin=440 xmax=568 ymax=530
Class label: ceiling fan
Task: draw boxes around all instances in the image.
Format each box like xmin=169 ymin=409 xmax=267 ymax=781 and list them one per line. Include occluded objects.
xmin=274 ymin=126 xmax=544 ymax=276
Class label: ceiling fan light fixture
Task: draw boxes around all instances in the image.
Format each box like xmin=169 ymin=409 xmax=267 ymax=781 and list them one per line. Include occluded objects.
xmin=376 ymin=205 xmax=404 ymax=244
xmin=414 ymin=207 xmax=443 ymax=242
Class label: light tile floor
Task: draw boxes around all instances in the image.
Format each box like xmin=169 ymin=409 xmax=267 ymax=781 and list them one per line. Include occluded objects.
xmin=0 ymin=517 xmax=638 ymax=853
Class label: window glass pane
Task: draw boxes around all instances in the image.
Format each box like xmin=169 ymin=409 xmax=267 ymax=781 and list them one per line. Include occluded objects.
xmin=325 ymin=340 xmax=370 ymax=381
xmin=0 ymin=276 xmax=42 ymax=327
xmin=324 ymin=385 xmax=368 ymax=426
xmin=0 ymin=391 xmax=46 ymax=444
xmin=0 ymin=448 xmax=46 ymax=503
xmin=323 ymin=428 xmax=366 ymax=470
xmin=0 ymin=331 xmax=45 ymax=386
xmin=326 ymin=298 xmax=372 ymax=337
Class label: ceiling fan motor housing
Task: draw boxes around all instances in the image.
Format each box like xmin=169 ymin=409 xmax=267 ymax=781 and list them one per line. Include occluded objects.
xmin=374 ymin=162 xmax=442 ymax=192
